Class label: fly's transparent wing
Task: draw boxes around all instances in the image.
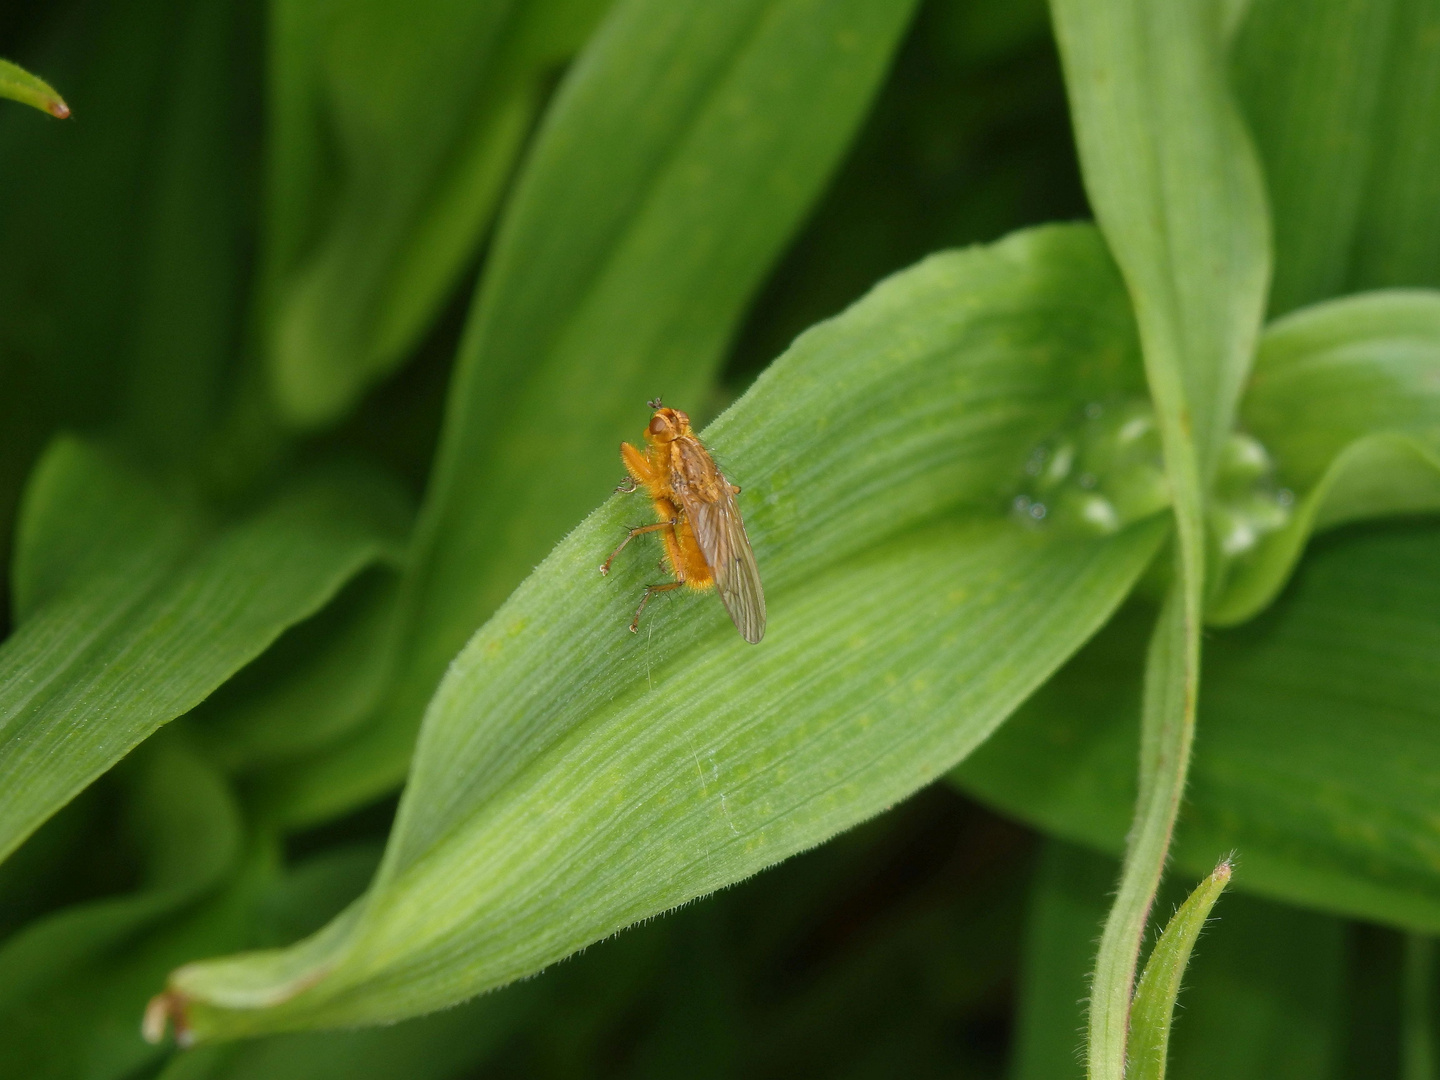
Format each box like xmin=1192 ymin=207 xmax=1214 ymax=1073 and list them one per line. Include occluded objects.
xmin=685 ymin=483 xmax=766 ymax=644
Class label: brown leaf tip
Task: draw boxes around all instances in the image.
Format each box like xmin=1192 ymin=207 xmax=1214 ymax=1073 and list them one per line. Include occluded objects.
xmin=142 ymin=989 xmax=194 ymax=1047
xmin=47 ymin=98 xmax=70 ymax=119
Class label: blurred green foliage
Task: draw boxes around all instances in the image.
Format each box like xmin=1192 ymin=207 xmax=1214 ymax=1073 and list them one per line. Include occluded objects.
xmin=1 ymin=0 xmax=1440 ymax=1076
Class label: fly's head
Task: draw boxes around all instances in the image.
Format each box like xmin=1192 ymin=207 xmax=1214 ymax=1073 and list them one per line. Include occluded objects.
xmin=644 ymin=406 xmax=691 ymax=445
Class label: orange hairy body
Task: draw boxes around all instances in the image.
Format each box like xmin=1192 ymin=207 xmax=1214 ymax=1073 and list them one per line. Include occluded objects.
xmin=601 ymin=402 xmax=766 ymax=643
xmin=620 ymin=429 xmax=716 ymax=591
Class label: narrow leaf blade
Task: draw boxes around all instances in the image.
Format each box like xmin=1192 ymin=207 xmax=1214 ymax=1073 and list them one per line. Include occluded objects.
xmin=1127 ymin=859 xmax=1232 ymax=1080
xmin=0 ymin=58 xmax=69 ymax=118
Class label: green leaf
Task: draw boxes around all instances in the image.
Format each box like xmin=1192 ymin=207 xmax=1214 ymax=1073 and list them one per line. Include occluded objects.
xmin=264 ymin=0 xmax=612 ymax=426
xmin=1232 ymin=0 xmax=1396 ymax=315
xmin=958 ymin=517 xmax=1440 ymax=933
xmin=1211 ymin=290 xmax=1440 ymax=623
xmin=0 ymin=58 xmax=70 ymax=118
xmin=0 ymin=738 xmax=248 ymax=1079
xmin=1012 ymin=841 xmax=1347 ymax=1080
xmin=1051 ymin=0 xmax=1270 ymax=496
xmin=269 ymin=0 xmax=926 ymax=825
xmin=1165 ymin=888 xmax=1346 ymax=1079
xmin=149 ymin=225 xmax=1166 ymax=1038
xmin=1235 ymin=0 xmax=1440 ymax=314
xmin=0 ymin=437 xmax=410 ymax=864
xmin=1127 ymin=859 xmax=1231 ymax=1080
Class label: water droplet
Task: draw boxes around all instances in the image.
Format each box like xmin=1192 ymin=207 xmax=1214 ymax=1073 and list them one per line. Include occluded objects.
xmin=1013 ymin=494 xmax=1032 ymax=513
xmin=1277 ymin=487 xmax=1295 ymax=507
xmin=1044 ymin=442 xmax=1076 ymax=487
xmin=1221 ymin=519 xmax=1257 ymax=556
xmin=1085 ymin=402 xmax=1104 ymax=420
xmin=1118 ymin=415 xmax=1154 ymax=444
xmin=1029 ymin=502 xmax=1047 ymax=520
xmin=1078 ymin=472 xmax=1097 ymax=490
xmin=1079 ymin=494 xmax=1120 ymax=533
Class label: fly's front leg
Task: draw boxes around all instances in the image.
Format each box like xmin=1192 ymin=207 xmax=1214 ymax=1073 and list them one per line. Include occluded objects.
xmin=630 ymin=581 xmax=683 ymax=633
xmin=616 ymin=441 xmax=654 ymax=494
xmin=600 ymin=520 xmax=675 ymax=576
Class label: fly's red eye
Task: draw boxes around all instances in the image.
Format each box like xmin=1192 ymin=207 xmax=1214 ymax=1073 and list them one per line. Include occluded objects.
xmin=649 ymin=416 xmax=668 ymax=436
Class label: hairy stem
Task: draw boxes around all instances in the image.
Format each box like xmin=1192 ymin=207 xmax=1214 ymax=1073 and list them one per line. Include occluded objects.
xmin=1087 ymin=544 xmax=1202 ymax=1079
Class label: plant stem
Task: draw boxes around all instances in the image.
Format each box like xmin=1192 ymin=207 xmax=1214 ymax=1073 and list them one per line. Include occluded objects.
xmin=1087 ymin=552 xmax=1201 ymax=1080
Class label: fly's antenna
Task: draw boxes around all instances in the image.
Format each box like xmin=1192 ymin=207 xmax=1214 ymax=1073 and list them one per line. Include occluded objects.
xmin=646 ymin=396 xmax=664 ymax=410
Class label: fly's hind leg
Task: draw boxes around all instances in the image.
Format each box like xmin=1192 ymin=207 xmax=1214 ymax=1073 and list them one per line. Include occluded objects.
xmin=630 ymin=581 xmax=683 ymax=633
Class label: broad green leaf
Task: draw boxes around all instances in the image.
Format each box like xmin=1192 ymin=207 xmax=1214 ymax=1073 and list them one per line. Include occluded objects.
xmin=151 ymin=225 xmax=1166 ymax=1038
xmin=1211 ymin=290 xmax=1440 ymax=623
xmin=958 ymin=517 xmax=1440 ymax=933
xmin=0 ymin=58 xmax=69 ymax=118
xmin=0 ymin=437 xmax=410 ymax=864
xmin=264 ymin=0 xmax=612 ymax=426
xmin=268 ymin=0 xmax=925 ymax=825
xmin=1235 ymin=0 xmax=1440 ymax=312
xmin=1048 ymin=1 xmax=1270 ymax=1073
xmin=1127 ymin=860 xmax=1231 ymax=1080
xmin=0 ymin=738 xmax=246 ymax=1079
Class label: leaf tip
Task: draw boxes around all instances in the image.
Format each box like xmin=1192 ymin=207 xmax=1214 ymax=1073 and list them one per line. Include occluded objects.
xmin=141 ymin=989 xmax=194 ymax=1048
